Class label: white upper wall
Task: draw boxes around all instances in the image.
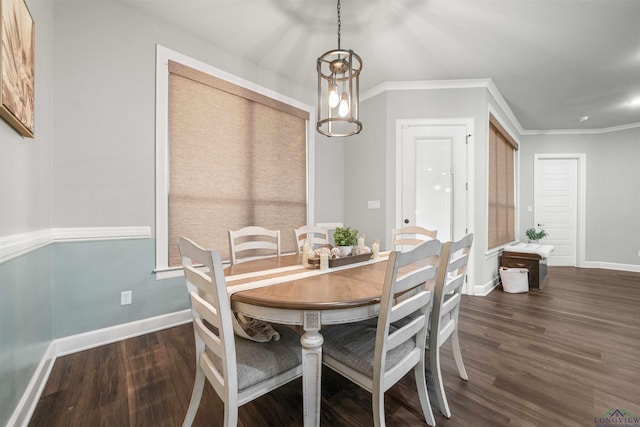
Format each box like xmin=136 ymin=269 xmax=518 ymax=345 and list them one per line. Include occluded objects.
xmin=51 ymin=0 xmax=338 ymax=231
xmin=0 ymin=0 xmax=54 ymax=236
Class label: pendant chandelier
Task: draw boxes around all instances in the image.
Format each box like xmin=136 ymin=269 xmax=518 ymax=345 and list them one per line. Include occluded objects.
xmin=316 ymin=0 xmax=362 ymax=137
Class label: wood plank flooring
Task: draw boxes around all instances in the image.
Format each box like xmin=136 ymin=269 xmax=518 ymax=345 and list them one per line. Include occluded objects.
xmin=29 ymin=267 xmax=640 ymax=426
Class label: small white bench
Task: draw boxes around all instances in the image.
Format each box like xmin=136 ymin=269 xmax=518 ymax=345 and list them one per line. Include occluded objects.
xmin=500 ymin=243 xmax=555 ymax=291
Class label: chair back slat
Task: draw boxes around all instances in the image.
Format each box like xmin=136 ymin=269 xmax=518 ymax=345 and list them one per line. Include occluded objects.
xmin=293 ymin=225 xmax=329 ymax=254
xmin=389 ymin=291 xmax=431 ymax=324
xmin=234 ymin=240 xmax=279 ymax=252
xmin=439 ymin=292 xmax=461 ymax=318
xmin=387 ymin=312 xmax=426 ymax=351
xmin=394 ymin=264 xmax=437 ymax=294
xmin=198 ymin=339 xmax=226 ymax=399
xmin=228 ymin=226 xmax=281 ymax=265
xmin=190 ymin=291 xmax=222 ymax=347
xmin=437 ymin=316 xmax=456 ymax=343
xmin=184 ymin=264 xmax=217 ymax=297
xmin=443 ymin=274 xmax=464 ymax=295
xmin=392 ymin=226 xmax=437 ymax=250
xmin=448 ymin=252 xmax=469 ymax=274
xmin=383 ymin=348 xmax=422 ymax=388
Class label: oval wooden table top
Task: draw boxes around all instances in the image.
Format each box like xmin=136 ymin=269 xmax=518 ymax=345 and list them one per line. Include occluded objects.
xmin=225 ymin=253 xmax=389 ymax=311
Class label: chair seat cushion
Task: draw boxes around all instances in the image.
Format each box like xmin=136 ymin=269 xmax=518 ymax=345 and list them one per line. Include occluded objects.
xmin=210 ymin=324 xmax=302 ymax=392
xmin=321 ymin=321 xmax=415 ymax=378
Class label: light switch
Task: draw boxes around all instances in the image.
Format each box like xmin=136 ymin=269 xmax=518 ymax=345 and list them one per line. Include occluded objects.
xmin=527 ymin=206 xmax=533 ymax=212
xmin=368 ymin=200 xmax=381 ymax=209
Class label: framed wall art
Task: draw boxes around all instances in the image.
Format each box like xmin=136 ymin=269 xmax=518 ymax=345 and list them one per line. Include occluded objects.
xmin=0 ymin=0 xmax=34 ymax=138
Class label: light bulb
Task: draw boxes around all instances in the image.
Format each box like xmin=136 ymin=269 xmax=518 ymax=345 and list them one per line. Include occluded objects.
xmin=329 ymin=85 xmax=340 ymax=108
xmin=338 ymin=94 xmax=349 ymax=117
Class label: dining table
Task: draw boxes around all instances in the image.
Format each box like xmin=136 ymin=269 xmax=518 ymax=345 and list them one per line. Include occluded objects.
xmin=224 ymin=252 xmax=391 ymax=427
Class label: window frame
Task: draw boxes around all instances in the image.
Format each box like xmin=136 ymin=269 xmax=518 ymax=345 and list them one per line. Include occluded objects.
xmin=154 ymin=45 xmax=315 ymax=279
xmin=486 ymin=106 xmax=519 ymax=253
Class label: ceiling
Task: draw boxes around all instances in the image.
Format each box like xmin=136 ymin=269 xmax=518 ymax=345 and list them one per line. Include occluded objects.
xmin=122 ymin=0 xmax=640 ymax=132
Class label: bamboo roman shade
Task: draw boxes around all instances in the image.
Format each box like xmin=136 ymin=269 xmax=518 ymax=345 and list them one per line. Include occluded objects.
xmin=488 ymin=114 xmax=518 ymax=250
xmin=167 ymin=61 xmax=308 ymax=266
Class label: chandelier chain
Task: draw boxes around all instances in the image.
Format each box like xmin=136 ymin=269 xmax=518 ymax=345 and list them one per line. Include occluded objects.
xmin=337 ymin=0 xmax=341 ymax=50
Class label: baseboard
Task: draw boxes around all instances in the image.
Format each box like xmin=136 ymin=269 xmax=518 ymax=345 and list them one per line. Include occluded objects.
xmin=581 ymin=261 xmax=640 ymax=273
xmin=8 ymin=342 xmax=56 ymax=427
xmin=55 ymin=309 xmax=191 ymax=356
xmin=474 ymin=277 xmax=500 ymax=296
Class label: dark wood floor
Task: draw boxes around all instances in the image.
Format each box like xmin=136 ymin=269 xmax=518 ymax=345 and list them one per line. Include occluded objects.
xmin=30 ymin=267 xmax=640 ymax=426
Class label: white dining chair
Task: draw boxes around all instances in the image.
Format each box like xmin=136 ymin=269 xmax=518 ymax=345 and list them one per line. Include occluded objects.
xmin=228 ymin=226 xmax=281 ymax=265
xmin=178 ymin=237 xmax=303 ymax=427
xmin=392 ymin=225 xmax=437 ymax=250
xmin=321 ymin=239 xmax=443 ymax=427
xmin=316 ymin=222 xmax=343 ymax=246
xmin=429 ymin=233 xmax=473 ymax=418
xmin=293 ymin=225 xmax=329 ymax=254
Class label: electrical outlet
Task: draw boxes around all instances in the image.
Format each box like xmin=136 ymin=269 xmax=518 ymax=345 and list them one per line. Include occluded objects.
xmin=120 ymin=291 xmax=132 ymax=305
xmin=637 ymin=250 xmax=640 ymax=258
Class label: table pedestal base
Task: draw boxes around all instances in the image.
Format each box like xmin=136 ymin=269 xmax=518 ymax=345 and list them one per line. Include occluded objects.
xmin=301 ymin=311 xmax=323 ymax=427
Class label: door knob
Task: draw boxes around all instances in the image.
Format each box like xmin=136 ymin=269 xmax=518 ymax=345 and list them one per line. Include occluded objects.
xmin=404 ymin=219 xmax=410 ymax=224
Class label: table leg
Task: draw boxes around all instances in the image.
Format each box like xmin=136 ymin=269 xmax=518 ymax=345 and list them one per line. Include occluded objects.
xmin=301 ymin=311 xmax=323 ymax=427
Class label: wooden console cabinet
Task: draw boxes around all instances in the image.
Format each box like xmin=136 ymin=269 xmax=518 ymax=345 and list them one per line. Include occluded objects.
xmin=499 ymin=251 xmax=549 ymax=291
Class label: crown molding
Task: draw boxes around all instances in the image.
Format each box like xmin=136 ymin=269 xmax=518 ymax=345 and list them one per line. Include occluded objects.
xmin=360 ymin=78 xmax=525 ymax=134
xmin=521 ymin=121 xmax=640 ymax=136
xmin=360 ymin=78 xmax=494 ymax=101
xmin=485 ymin=79 xmax=525 ymax=135
xmin=360 ymin=79 xmax=640 ymax=136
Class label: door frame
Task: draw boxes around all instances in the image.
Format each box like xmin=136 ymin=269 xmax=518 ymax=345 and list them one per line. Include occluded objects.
xmin=534 ymin=153 xmax=586 ymax=267
xmin=395 ymin=118 xmax=475 ymax=292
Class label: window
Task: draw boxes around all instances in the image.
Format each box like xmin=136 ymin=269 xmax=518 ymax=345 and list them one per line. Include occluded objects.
xmin=155 ymin=47 xmax=314 ymax=275
xmin=487 ymin=113 xmax=518 ymax=250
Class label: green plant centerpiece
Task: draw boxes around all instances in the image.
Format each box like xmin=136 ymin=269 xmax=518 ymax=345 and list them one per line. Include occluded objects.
xmin=525 ymin=227 xmax=548 ymax=242
xmin=333 ymin=226 xmax=358 ymax=256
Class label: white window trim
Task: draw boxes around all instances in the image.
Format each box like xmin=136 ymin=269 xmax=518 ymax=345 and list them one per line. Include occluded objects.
xmin=485 ymin=103 xmax=521 ymax=256
xmin=154 ymin=45 xmax=315 ymax=280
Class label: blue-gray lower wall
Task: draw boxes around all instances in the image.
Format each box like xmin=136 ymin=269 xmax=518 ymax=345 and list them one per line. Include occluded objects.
xmin=52 ymin=238 xmax=187 ymax=338
xmin=1 ymin=237 xmax=188 ymax=426
xmin=0 ymin=246 xmax=53 ymax=426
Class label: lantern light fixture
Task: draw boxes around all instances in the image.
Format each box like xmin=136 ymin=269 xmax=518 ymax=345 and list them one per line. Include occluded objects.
xmin=316 ymin=0 xmax=362 ymax=137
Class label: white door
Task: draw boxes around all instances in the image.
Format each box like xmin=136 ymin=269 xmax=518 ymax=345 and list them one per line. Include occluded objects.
xmin=534 ymin=157 xmax=578 ymax=266
xmin=399 ymin=124 xmax=468 ymax=243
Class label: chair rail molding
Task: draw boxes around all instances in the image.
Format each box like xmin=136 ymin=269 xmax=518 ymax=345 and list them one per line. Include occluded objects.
xmin=0 ymin=226 xmax=151 ymax=263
